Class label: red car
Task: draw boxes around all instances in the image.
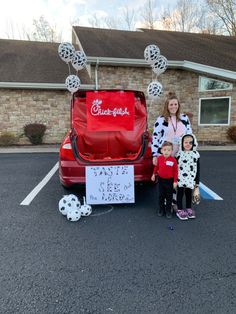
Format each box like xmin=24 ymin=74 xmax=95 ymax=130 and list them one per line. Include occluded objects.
xmin=59 ymin=89 xmax=153 ymax=187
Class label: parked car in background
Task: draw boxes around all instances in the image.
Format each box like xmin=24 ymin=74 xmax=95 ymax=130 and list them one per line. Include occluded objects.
xmin=59 ymin=89 xmax=153 ymax=187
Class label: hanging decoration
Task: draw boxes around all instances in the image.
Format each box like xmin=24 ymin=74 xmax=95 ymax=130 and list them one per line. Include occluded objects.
xmin=147 ymin=81 xmax=163 ymax=99
xmin=58 ymin=42 xmax=75 ymax=64
xmin=144 ymin=44 xmax=160 ymax=64
xmin=71 ymin=51 xmax=87 ymax=71
xmin=65 ymin=75 xmax=81 ymax=94
xmin=58 ymin=42 xmax=87 ymax=94
xmin=151 ymin=55 xmax=168 ymax=76
xmin=144 ymin=43 xmax=168 ymax=100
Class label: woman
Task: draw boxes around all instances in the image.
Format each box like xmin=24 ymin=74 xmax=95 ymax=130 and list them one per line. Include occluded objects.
xmin=152 ymin=92 xmax=192 ymax=164
xmin=151 ymin=92 xmax=192 ymax=213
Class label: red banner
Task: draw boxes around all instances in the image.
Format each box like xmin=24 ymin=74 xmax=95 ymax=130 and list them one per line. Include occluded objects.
xmin=86 ymin=91 xmax=135 ymax=131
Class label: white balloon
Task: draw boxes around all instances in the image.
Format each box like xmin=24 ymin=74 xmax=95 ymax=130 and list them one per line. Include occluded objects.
xmin=147 ymin=81 xmax=163 ymax=99
xmin=80 ymin=196 xmax=92 ymax=216
xmin=72 ymin=51 xmax=87 ymax=71
xmin=144 ymin=44 xmax=160 ymax=64
xmin=65 ymin=75 xmax=81 ymax=94
xmin=67 ymin=208 xmax=81 ymax=222
xmin=152 ymin=55 xmax=168 ymax=76
xmin=58 ymin=195 xmax=70 ymax=216
xmin=58 ymin=42 xmax=75 ymax=64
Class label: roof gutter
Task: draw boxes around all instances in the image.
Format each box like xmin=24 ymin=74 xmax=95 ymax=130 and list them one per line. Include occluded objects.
xmin=0 ymin=82 xmax=95 ymax=90
xmin=87 ymin=56 xmax=236 ymax=81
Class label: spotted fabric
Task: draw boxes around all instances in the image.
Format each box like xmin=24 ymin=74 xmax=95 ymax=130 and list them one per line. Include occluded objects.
xmin=176 ymin=134 xmax=200 ymax=189
xmin=151 ymin=114 xmax=192 ymax=156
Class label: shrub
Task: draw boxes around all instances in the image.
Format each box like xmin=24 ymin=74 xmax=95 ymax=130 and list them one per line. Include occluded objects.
xmin=0 ymin=132 xmax=17 ymax=146
xmin=24 ymin=123 xmax=46 ymax=145
xmin=227 ymin=126 xmax=236 ymax=143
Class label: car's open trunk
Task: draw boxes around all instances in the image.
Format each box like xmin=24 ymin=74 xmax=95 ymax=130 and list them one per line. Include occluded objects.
xmin=71 ymin=90 xmax=148 ymax=162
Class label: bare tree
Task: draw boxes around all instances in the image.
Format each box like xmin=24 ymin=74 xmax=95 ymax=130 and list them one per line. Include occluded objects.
xmin=88 ymin=13 xmax=104 ymax=28
xmin=30 ymin=16 xmax=62 ymax=42
xmin=122 ymin=5 xmax=136 ymax=30
xmin=161 ymin=0 xmax=206 ymax=32
xmin=141 ymin=0 xmax=158 ymax=29
xmin=206 ymin=0 xmax=236 ymax=35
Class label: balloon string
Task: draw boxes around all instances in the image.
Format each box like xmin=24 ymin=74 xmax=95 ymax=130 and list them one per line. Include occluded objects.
xmin=67 ymin=63 xmax=71 ymax=75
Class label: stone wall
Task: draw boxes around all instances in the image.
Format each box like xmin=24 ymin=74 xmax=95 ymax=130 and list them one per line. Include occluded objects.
xmin=0 ymin=66 xmax=235 ymax=144
xmin=0 ymin=89 xmax=71 ymax=144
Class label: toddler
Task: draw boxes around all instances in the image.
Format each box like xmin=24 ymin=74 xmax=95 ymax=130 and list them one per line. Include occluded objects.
xmin=175 ymin=134 xmax=200 ymax=220
xmin=151 ymin=141 xmax=178 ymax=218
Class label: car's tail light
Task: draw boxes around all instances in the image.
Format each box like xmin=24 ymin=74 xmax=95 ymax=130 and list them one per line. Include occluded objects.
xmin=60 ymin=136 xmax=75 ymax=161
xmin=143 ymin=134 xmax=152 ymax=158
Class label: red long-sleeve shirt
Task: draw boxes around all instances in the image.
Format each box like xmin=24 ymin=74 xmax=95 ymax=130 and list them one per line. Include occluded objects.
xmin=153 ymin=155 xmax=178 ymax=183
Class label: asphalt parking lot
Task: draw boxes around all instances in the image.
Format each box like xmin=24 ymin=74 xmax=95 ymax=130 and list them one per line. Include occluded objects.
xmin=0 ymin=151 xmax=236 ymax=314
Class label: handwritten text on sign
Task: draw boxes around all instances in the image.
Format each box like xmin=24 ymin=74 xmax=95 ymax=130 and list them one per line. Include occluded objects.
xmin=86 ymin=165 xmax=135 ymax=204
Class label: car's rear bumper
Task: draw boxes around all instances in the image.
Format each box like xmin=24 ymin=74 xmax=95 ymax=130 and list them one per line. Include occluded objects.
xmin=59 ymin=157 xmax=153 ymax=187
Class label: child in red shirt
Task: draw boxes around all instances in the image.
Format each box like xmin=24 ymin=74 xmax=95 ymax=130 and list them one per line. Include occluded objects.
xmin=151 ymin=141 xmax=178 ymax=218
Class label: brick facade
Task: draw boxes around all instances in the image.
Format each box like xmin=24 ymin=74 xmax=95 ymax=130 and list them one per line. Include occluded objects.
xmin=0 ymin=89 xmax=71 ymax=144
xmin=0 ymin=66 xmax=235 ymax=144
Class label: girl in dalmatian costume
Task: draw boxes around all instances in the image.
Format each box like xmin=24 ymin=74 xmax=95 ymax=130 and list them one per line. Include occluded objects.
xmin=151 ymin=92 xmax=192 ymax=209
xmin=175 ymin=134 xmax=200 ymax=220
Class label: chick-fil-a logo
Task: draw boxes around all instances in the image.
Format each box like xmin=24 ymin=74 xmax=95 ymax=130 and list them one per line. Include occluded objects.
xmin=91 ymin=99 xmax=130 ymax=117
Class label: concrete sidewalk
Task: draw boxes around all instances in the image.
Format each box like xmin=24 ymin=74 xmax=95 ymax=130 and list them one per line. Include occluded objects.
xmin=0 ymin=144 xmax=236 ymax=153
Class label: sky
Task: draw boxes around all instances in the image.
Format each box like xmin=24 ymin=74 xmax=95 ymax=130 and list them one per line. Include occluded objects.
xmin=0 ymin=0 xmax=176 ymax=42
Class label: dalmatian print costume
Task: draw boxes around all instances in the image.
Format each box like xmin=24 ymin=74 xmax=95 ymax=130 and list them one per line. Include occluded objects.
xmin=151 ymin=114 xmax=192 ymax=156
xmin=176 ymin=134 xmax=200 ymax=189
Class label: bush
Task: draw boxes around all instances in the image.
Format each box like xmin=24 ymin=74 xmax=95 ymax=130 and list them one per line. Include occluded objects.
xmin=24 ymin=123 xmax=46 ymax=145
xmin=227 ymin=126 xmax=236 ymax=143
xmin=0 ymin=132 xmax=17 ymax=146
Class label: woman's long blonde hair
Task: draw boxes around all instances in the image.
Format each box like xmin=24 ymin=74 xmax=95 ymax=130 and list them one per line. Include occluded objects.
xmin=162 ymin=92 xmax=181 ymax=122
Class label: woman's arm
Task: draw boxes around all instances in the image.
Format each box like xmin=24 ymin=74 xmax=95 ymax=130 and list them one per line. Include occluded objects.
xmin=194 ymin=158 xmax=200 ymax=185
xmin=151 ymin=116 xmax=167 ymax=157
xmin=180 ymin=114 xmax=192 ymax=134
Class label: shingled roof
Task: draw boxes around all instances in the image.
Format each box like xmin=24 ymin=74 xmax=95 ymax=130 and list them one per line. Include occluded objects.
xmin=0 ymin=39 xmax=91 ymax=86
xmin=73 ymin=26 xmax=236 ymax=73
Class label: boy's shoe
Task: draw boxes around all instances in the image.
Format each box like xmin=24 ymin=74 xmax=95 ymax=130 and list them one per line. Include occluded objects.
xmin=157 ymin=208 xmax=164 ymax=217
xmin=186 ymin=208 xmax=196 ymax=219
xmin=166 ymin=211 xmax=172 ymax=219
xmin=176 ymin=209 xmax=188 ymax=220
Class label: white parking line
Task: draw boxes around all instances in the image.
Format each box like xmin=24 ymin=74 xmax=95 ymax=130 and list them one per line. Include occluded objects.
xmin=20 ymin=162 xmax=59 ymax=206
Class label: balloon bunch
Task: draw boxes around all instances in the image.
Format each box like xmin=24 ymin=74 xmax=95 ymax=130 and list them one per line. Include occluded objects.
xmin=58 ymin=194 xmax=92 ymax=222
xmin=144 ymin=44 xmax=168 ymax=100
xmin=58 ymin=42 xmax=87 ymax=94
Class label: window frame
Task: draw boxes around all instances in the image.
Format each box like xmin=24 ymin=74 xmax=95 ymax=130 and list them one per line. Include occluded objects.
xmin=198 ymin=96 xmax=231 ymax=126
xmin=198 ymin=76 xmax=233 ymax=92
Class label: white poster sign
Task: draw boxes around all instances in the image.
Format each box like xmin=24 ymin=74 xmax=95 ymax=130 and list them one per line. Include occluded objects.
xmin=86 ymin=165 xmax=135 ymax=205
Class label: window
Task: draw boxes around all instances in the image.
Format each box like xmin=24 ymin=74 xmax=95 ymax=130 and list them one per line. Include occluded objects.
xmin=199 ymin=76 xmax=233 ymax=91
xmin=199 ymin=97 xmax=231 ymax=125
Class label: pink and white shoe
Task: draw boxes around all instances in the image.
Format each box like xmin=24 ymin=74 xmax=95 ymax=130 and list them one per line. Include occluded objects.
xmin=186 ymin=208 xmax=196 ymax=219
xmin=176 ymin=209 xmax=188 ymax=220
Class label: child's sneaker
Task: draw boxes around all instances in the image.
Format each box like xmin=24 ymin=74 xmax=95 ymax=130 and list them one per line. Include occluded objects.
xmin=186 ymin=208 xmax=196 ymax=219
xmin=176 ymin=209 xmax=188 ymax=220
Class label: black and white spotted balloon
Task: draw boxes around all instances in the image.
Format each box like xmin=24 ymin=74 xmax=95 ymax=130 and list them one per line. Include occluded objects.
xmin=72 ymin=51 xmax=87 ymax=71
xmin=147 ymin=81 xmax=163 ymax=99
xmin=144 ymin=44 xmax=160 ymax=64
xmin=65 ymin=75 xmax=81 ymax=94
xmin=58 ymin=42 xmax=75 ymax=64
xmin=151 ymin=55 xmax=168 ymax=76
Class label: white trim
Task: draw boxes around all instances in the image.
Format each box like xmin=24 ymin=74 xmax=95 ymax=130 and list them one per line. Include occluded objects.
xmin=87 ymin=57 xmax=236 ymax=80
xmin=0 ymin=82 xmax=95 ymax=89
xmin=198 ymin=76 xmax=233 ymax=92
xmin=198 ymin=96 xmax=231 ymax=126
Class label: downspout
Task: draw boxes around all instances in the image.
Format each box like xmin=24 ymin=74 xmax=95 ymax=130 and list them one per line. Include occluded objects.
xmin=95 ymin=58 xmax=99 ymax=90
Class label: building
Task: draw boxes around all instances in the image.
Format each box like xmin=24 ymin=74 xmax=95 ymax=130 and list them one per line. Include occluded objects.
xmin=1 ymin=27 xmax=236 ymax=144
